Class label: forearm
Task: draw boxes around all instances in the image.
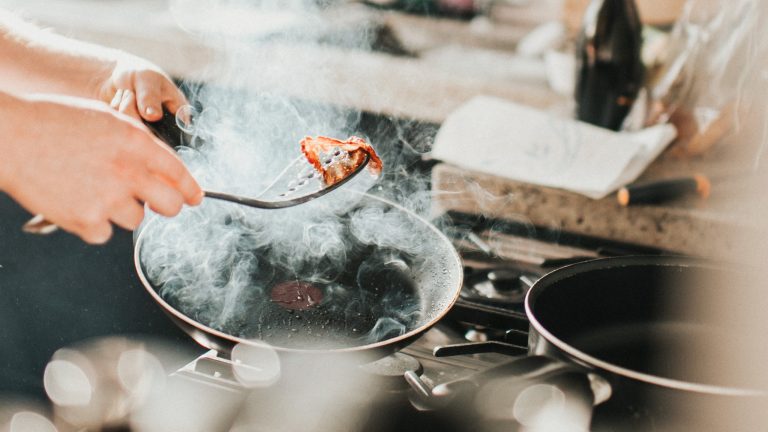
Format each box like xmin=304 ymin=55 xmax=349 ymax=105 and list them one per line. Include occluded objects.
xmin=0 ymin=10 xmax=119 ymax=99
xmin=0 ymin=89 xmax=32 ymax=193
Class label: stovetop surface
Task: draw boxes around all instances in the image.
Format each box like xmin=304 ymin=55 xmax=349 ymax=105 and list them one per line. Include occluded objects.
xmin=155 ymin=209 xmax=662 ymax=432
xmin=0 ymin=96 xmax=668 ymax=430
xmin=0 ymin=189 xmax=663 ymax=431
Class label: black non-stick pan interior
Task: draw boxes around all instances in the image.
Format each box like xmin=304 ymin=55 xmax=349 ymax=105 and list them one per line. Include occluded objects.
xmin=529 ymin=258 xmax=752 ymax=388
xmin=136 ymin=193 xmax=462 ymax=352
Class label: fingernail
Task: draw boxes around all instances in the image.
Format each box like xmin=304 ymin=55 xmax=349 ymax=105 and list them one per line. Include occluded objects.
xmin=146 ymin=106 xmax=158 ymax=117
xmin=110 ymin=89 xmax=124 ymax=107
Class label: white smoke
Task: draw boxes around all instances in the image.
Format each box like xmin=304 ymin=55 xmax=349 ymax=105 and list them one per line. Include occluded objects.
xmin=137 ymin=0 xmax=458 ymax=351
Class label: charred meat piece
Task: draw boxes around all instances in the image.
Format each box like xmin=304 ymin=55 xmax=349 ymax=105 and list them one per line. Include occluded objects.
xmin=300 ymin=136 xmax=383 ymax=186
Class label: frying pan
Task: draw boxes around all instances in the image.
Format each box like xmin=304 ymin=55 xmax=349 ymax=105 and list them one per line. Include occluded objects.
xmin=133 ymin=192 xmax=463 ymax=362
xmin=430 ymin=256 xmax=768 ymax=430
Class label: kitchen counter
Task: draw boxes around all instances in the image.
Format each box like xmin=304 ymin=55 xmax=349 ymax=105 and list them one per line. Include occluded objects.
xmin=1 ymin=0 xmax=758 ymax=257
xmin=1 ymin=0 xmax=559 ymax=122
xmin=431 ymin=161 xmax=757 ymax=257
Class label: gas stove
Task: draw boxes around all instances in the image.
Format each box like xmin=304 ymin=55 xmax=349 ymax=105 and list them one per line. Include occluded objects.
xmin=160 ymin=210 xmax=663 ymax=432
xmin=4 ymin=101 xmax=667 ymax=431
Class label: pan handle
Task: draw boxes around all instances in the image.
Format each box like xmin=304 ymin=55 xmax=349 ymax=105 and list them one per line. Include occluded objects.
xmin=407 ymin=355 xmax=611 ymax=428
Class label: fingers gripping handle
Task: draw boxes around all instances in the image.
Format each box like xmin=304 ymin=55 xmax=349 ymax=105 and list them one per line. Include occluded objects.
xmin=20 ymin=112 xmax=181 ymax=237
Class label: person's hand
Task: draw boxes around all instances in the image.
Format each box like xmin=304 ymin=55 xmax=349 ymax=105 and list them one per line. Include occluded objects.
xmin=95 ymin=54 xmax=188 ymax=122
xmin=0 ymin=93 xmax=203 ymax=244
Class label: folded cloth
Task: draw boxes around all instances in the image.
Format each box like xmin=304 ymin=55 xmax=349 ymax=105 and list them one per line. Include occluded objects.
xmin=430 ymin=96 xmax=677 ymax=199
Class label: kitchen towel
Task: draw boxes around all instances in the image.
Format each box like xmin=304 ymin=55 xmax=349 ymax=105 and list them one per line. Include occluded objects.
xmin=430 ymin=96 xmax=677 ymax=199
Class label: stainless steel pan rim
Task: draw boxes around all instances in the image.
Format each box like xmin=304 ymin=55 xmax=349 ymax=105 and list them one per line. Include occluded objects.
xmin=134 ymin=192 xmax=464 ymax=355
xmin=524 ymin=255 xmax=767 ymax=398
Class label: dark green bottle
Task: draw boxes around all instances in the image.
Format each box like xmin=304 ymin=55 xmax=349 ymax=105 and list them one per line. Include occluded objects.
xmin=575 ymin=0 xmax=644 ymax=131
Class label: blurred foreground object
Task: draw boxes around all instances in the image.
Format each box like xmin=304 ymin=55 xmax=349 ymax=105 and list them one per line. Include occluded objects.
xmin=40 ymin=336 xmax=241 ymax=432
xmin=677 ymin=3 xmax=768 ymax=429
xmin=574 ymin=0 xmax=644 ymax=131
xmin=0 ymin=400 xmax=57 ymax=432
xmin=647 ymin=0 xmax=766 ymax=157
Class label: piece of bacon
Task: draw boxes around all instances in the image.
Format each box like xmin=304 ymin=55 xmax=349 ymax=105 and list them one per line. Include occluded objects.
xmin=300 ymin=136 xmax=383 ymax=186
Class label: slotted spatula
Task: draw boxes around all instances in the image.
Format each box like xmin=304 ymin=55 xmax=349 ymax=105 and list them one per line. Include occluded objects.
xmin=22 ymin=151 xmax=369 ymax=234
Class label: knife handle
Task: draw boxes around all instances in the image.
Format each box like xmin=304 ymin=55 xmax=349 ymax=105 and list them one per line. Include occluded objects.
xmin=617 ymin=174 xmax=710 ymax=206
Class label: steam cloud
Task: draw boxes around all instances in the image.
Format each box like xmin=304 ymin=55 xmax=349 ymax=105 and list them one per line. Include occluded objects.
xmin=138 ymin=0 xmax=457 ymax=350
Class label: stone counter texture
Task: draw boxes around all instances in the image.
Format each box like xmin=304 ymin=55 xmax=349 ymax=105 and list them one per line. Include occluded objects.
xmin=431 ymin=163 xmax=750 ymax=258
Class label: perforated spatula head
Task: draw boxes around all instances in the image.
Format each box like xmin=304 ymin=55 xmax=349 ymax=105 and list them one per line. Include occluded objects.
xmin=204 ymin=152 xmax=370 ymax=209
